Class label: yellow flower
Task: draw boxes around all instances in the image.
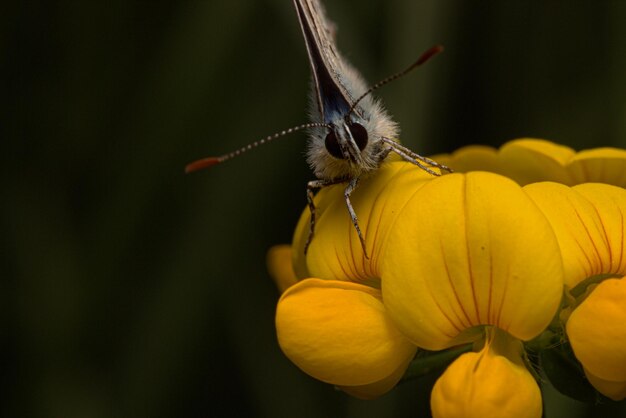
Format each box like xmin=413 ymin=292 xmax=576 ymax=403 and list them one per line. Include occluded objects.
xmin=381 ymin=171 xmax=563 ymax=350
xmin=430 ymin=328 xmax=542 ymax=418
xmin=524 ymin=182 xmax=626 ymax=399
xmin=268 ymin=140 xmax=626 ymax=409
xmin=271 ymin=162 xmax=430 ymax=398
xmin=433 ymin=138 xmax=626 ymax=187
xmin=436 ymin=139 xmax=626 ymax=401
xmin=376 ymin=170 xmax=562 ymax=416
xmin=566 ymin=278 xmax=626 ymax=401
xmin=274 ymin=278 xmax=417 ymax=399
xmin=270 ymin=162 xmax=566 ymax=412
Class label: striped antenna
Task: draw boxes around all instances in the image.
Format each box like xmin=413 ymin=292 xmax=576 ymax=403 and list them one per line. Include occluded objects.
xmin=185 ymin=122 xmax=331 ymax=174
xmin=348 ymin=45 xmax=444 ymax=116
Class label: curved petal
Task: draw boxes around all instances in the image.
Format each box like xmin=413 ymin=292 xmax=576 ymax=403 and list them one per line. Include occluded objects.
xmin=573 ymin=183 xmax=626 ymax=275
xmin=525 ymin=182 xmax=626 ymax=288
xmin=266 ymin=245 xmax=298 ymax=293
xmin=382 ymin=172 xmax=563 ymax=350
xmin=567 ymin=278 xmax=626 ymax=384
xmin=291 ymin=162 xmax=433 ymax=283
xmin=275 ymin=278 xmax=417 ymax=387
xmin=568 ymin=148 xmax=626 ymax=188
xmin=436 ymin=140 xmax=626 ymax=188
xmin=433 ymin=145 xmax=501 ymax=174
xmin=498 ymin=138 xmax=575 ymax=185
xmin=430 ymin=331 xmax=541 ymax=418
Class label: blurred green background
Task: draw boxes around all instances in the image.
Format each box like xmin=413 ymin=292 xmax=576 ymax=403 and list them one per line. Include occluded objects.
xmin=3 ymin=1 xmax=626 ymax=417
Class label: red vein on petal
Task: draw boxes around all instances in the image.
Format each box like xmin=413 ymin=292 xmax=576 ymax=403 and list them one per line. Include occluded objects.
xmin=570 ymin=201 xmax=604 ymax=274
xmin=369 ymin=163 xmax=421 ymax=269
xmin=569 ymin=232 xmax=594 ymax=278
xmin=366 ymin=165 xmax=409 ymax=276
xmin=466 ymin=233 xmax=481 ymax=324
xmin=440 ymin=240 xmax=471 ymax=330
xmin=347 ymin=222 xmax=364 ymax=281
xmin=369 ymin=196 xmax=389 ymax=276
xmin=434 ymin=302 xmax=463 ymax=337
xmin=495 ymin=263 xmax=510 ymax=329
xmin=487 ymin=248 xmax=494 ymax=324
xmin=343 ymin=218 xmax=360 ymax=280
xmin=425 ymin=254 xmax=464 ymax=336
xmin=463 ymin=177 xmax=480 ymax=325
xmin=334 ymin=245 xmax=353 ymax=281
xmin=590 ymin=200 xmax=613 ymax=270
xmin=564 ymin=195 xmax=596 ymax=278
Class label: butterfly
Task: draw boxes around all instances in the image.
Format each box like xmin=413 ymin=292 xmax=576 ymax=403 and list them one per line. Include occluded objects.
xmin=186 ymin=0 xmax=451 ymax=258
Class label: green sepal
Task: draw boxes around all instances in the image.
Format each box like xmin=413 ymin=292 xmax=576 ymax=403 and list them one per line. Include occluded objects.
xmin=400 ymin=344 xmax=472 ymax=383
xmin=540 ymin=341 xmax=598 ymax=403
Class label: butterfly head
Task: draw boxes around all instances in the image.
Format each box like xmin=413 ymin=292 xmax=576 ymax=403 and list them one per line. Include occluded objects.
xmin=306 ymin=98 xmax=399 ymax=181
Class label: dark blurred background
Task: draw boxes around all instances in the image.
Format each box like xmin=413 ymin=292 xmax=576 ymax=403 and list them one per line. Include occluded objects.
xmin=2 ymin=1 xmax=625 ymax=417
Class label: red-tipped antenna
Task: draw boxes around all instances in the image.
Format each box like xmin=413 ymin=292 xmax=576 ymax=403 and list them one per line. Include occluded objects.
xmin=184 ymin=122 xmax=331 ymax=174
xmin=185 ymin=157 xmax=221 ymax=174
xmin=348 ymin=44 xmax=444 ymax=116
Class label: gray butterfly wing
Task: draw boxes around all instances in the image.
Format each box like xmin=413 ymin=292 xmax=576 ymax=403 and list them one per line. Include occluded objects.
xmin=293 ymin=0 xmax=368 ymax=123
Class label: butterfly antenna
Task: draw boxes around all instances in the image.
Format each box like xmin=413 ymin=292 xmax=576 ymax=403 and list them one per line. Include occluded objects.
xmin=348 ymin=44 xmax=444 ymax=116
xmin=185 ymin=122 xmax=331 ymax=173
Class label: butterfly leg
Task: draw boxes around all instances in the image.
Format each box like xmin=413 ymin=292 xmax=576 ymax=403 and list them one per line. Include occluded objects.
xmin=382 ymin=137 xmax=453 ymax=175
xmin=344 ymin=176 xmax=369 ymax=259
xmin=376 ymin=146 xmax=392 ymax=163
xmin=305 ymin=178 xmax=339 ymax=255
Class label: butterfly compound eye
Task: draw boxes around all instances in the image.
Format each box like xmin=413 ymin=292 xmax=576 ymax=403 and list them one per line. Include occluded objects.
xmin=324 ymin=131 xmax=345 ymax=159
xmin=349 ymin=122 xmax=368 ymax=151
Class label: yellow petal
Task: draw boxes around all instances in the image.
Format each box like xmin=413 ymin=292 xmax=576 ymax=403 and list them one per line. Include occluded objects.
xmin=275 ymin=278 xmax=417 ymax=387
xmin=436 ymin=140 xmax=626 ymax=188
xmin=568 ymin=148 xmax=626 ymax=187
xmin=525 ymin=182 xmax=626 ymax=288
xmin=573 ymin=183 xmax=626 ymax=275
xmin=382 ymin=172 xmax=563 ymax=350
xmin=291 ymin=161 xmax=433 ymax=283
xmin=567 ymin=278 xmax=626 ymax=384
xmin=498 ymin=138 xmax=575 ymax=185
xmin=435 ymin=145 xmax=501 ymax=174
xmin=266 ymin=245 xmax=298 ymax=293
xmin=430 ymin=331 xmax=541 ymax=418
xmin=583 ymin=368 xmax=626 ymax=401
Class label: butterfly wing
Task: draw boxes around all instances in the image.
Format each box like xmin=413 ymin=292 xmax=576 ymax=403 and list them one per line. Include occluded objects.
xmin=293 ymin=0 xmax=366 ymax=123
